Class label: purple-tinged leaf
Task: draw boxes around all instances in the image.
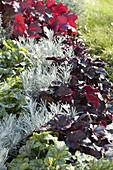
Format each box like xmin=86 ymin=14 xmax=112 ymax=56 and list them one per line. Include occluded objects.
xmin=66 ymin=130 xmax=85 ymax=150
xmin=55 ymin=84 xmax=73 ymax=97
xmin=48 ymin=114 xmax=74 ymax=131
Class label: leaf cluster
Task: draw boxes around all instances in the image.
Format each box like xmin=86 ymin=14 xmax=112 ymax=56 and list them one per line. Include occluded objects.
xmin=0 ymin=76 xmax=24 ymax=118
xmin=0 ymin=0 xmax=78 ymax=39
xmin=0 ymin=39 xmax=30 ymax=117
xmin=6 ymin=131 xmax=72 ymax=170
xmin=25 ymin=36 xmax=113 ymax=158
xmin=6 ymin=131 xmax=113 ymax=170
xmin=0 ymin=0 xmax=113 ymax=168
xmin=0 ymin=39 xmax=29 ymax=81
xmin=0 ymin=30 xmax=113 ymax=162
xmin=0 ymin=101 xmax=61 ymax=167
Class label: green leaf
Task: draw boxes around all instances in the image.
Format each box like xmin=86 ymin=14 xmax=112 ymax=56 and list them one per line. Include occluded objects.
xmin=19 ymin=163 xmax=29 ymax=170
xmin=46 ymin=141 xmax=71 ymax=167
xmin=0 ymin=76 xmax=25 ymax=117
xmin=90 ymin=159 xmax=113 ymax=170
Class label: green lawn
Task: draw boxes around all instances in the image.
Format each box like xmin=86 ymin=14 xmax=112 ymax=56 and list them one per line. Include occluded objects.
xmin=78 ymin=0 xmax=113 ymax=59
xmin=77 ymin=0 xmax=113 ymax=80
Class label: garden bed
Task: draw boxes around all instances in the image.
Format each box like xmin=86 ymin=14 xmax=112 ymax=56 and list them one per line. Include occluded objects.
xmin=0 ymin=0 xmax=113 ymax=169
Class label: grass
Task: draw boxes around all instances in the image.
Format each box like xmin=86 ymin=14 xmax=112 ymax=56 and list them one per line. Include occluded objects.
xmin=78 ymin=0 xmax=113 ymax=58
xmin=77 ymin=0 xmax=113 ymax=80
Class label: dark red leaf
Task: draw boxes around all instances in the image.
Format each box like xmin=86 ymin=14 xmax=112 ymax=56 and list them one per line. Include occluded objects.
xmin=40 ymin=91 xmax=54 ymax=104
xmin=83 ymin=93 xmax=100 ymax=107
xmin=60 ymin=95 xmax=74 ymax=104
xmin=99 ymin=120 xmax=107 ymax=127
xmin=68 ymin=19 xmax=77 ymax=28
xmin=35 ymin=3 xmax=45 ymax=14
xmin=46 ymin=0 xmax=56 ymax=7
xmin=27 ymin=21 xmax=42 ymax=38
xmin=13 ymin=14 xmax=27 ymax=37
xmin=48 ymin=114 xmax=74 ymax=131
xmin=50 ymin=16 xmax=67 ymax=33
xmin=82 ymin=85 xmax=100 ymax=93
xmin=66 ymin=130 xmax=85 ymax=149
xmin=29 ymin=21 xmax=42 ymax=32
xmin=20 ymin=0 xmax=34 ymax=10
xmin=46 ymin=57 xmax=67 ymax=66
xmin=70 ymin=75 xmax=78 ymax=86
xmin=52 ymin=3 xmax=68 ymax=16
xmin=1 ymin=5 xmax=15 ymax=25
xmin=65 ymin=12 xmax=78 ymax=34
xmin=93 ymin=125 xmax=105 ymax=138
xmin=102 ymin=94 xmax=113 ymax=102
xmin=89 ymin=148 xmax=101 ymax=158
xmin=57 ymin=16 xmax=67 ymax=25
xmin=36 ymin=0 xmax=44 ymax=6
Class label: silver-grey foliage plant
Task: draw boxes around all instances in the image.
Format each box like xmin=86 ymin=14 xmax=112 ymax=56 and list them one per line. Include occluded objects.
xmin=0 ymin=27 xmax=74 ymax=169
xmin=20 ymin=28 xmax=73 ymax=96
xmin=0 ymin=100 xmax=66 ymax=169
xmin=16 ymin=29 xmax=66 ymax=68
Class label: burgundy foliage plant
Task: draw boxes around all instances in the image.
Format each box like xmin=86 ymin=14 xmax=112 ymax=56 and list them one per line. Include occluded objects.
xmin=0 ymin=0 xmax=78 ymax=39
xmin=37 ymin=37 xmax=113 ymax=158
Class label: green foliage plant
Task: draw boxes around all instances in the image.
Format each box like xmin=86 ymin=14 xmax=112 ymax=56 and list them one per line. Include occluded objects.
xmin=6 ymin=131 xmax=113 ymax=170
xmin=0 ymin=101 xmax=61 ymax=168
xmin=6 ymin=131 xmax=72 ymax=170
xmin=0 ymin=76 xmax=24 ymax=118
xmin=0 ymin=39 xmax=29 ymax=81
xmin=0 ymin=39 xmax=30 ymax=117
xmin=77 ymin=0 xmax=113 ymax=81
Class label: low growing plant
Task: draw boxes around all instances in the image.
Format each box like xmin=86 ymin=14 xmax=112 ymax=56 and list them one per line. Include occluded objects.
xmin=0 ymin=0 xmax=78 ymax=39
xmin=0 ymin=39 xmax=29 ymax=81
xmin=20 ymin=32 xmax=113 ymax=158
xmin=0 ymin=76 xmax=25 ymax=118
xmin=0 ymin=0 xmax=113 ymax=167
xmin=6 ymin=131 xmax=113 ymax=170
xmin=0 ymin=39 xmax=31 ymax=117
xmin=0 ymin=101 xmax=60 ymax=168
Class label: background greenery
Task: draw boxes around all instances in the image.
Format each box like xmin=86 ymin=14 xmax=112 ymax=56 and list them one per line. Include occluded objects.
xmin=76 ymin=0 xmax=113 ymax=80
xmin=78 ymin=0 xmax=113 ymax=57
